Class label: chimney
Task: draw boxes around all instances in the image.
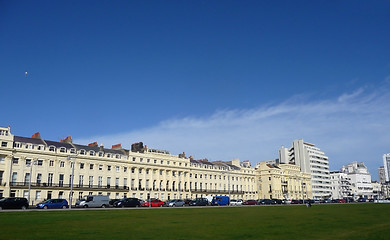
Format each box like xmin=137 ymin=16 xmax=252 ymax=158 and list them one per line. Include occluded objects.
xmin=60 ymin=136 xmax=73 ymax=143
xmin=88 ymin=142 xmax=98 ymax=147
xmin=31 ymin=132 xmax=41 ymax=139
xmin=112 ymin=144 xmax=122 ymax=150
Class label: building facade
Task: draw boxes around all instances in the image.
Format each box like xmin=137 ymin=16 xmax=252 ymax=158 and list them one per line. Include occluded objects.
xmin=330 ymin=171 xmax=352 ymax=200
xmin=279 ymin=139 xmax=331 ymax=200
xmin=341 ymin=162 xmax=373 ymax=199
xmin=383 ymin=153 xmax=390 ymax=182
xmin=0 ymin=126 xmax=258 ymax=205
xmin=256 ymin=162 xmax=312 ymax=200
xmin=378 ymin=166 xmax=386 ymax=184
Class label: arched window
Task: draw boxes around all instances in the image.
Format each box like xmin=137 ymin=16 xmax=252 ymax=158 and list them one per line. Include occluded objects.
xmin=49 ymin=146 xmax=56 ymax=152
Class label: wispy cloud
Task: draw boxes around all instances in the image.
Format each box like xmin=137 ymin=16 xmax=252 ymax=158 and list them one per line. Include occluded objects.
xmin=76 ymin=83 xmax=390 ymax=180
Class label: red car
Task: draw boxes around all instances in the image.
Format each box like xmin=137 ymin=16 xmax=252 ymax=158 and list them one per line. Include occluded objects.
xmin=243 ymin=200 xmax=257 ymax=205
xmin=141 ymin=199 xmax=164 ymax=207
xmin=338 ymin=199 xmax=346 ymax=203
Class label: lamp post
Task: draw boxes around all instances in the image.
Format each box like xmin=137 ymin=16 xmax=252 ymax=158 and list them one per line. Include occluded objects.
xmin=27 ymin=160 xmax=37 ymax=206
xmin=67 ymin=155 xmax=77 ymax=209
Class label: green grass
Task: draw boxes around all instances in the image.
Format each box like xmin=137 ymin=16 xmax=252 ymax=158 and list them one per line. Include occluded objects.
xmin=0 ymin=204 xmax=389 ymax=240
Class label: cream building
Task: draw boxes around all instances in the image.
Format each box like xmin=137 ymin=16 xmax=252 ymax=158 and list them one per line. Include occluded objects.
xmin=0 ymin=126 xmax=258 ymax=205
xmin=256 ymin=162 xmax=312 ymax=200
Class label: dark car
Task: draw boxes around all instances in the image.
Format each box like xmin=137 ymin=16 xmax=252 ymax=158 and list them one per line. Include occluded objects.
xmin=357 ymin=197 xmax=367 ymax=203
xmin=291 ymin=199 xmax=300 ymax=204
xmin=0 ymin=197 xmax=29 ymax=210
xmin=272 ymin=199 xmax=283 ymax=204
xmin=258 ymin=199 xmax=274 ymax=205
xmin=113 ymin=198 xmax=141 ymax=208
xmin=242 ymin=200 xmax=257 ymax=205
xmin=36 ymin=199 xmax=69 ymax=209
xmin=189 ymin=198 xmax=209 ymax=206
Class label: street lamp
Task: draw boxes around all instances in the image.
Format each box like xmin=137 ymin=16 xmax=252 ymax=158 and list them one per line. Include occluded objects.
xmin=67 ymin=155 xmax=77 ymax=209
xmin=27 ymin=160 xmax=37 ymax=206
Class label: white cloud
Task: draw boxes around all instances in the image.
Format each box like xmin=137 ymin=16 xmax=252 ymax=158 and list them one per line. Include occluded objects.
xmin=76 ymin=85 xmax=390 ymax=180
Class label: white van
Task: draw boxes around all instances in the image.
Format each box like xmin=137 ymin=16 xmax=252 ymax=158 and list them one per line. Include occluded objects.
xmin=79 ymin=195 xmax=109 ymax=208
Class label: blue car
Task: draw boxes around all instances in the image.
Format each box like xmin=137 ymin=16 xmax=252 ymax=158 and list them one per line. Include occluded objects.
xmin=36 ymin=199 xmax=69 ymax=209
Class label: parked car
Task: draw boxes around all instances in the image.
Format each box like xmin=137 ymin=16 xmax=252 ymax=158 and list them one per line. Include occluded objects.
xmin=141 ymin=199 xmax=164 ymax=207
xmin=77 ymin=195 xmax=109 ymax=208
xmin=36 ymin=199 xmax=68 ymax=209
xmin=113 ymin=198 xmax=141 ymax=208
xmin=258 ymin=199 xmax=275 ymax=205
xmin=321 ymin=199 xmax=332 ymax=204
xmin=183 ymin=199 xmax=192 ymax=206
xmin=283 ymin=199 xmax=292 ymax=204
xmin=291 ymin=199 xmax=300 ymax=204
xmin=189 ymin=198 xmax=209 ymax=206
xmin=272 ymin=199 xmax=283 ymax=204
xmin=230 ymin=199 xmax=243 ymax=206
xmin=357 ymin=197 xmax=367 ymax=203
xmin=242 ymin=200 xmax=257 ymax=205
xmin=0 ymin=197 xmax=29 ymax=210
xmin=337 ymin=199 xmax=346 ymax=203
xmin=166 ymin=199 xmax=185 ymax=207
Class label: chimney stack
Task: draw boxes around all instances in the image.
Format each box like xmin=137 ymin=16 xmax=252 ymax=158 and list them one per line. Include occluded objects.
xmin=31 ymin=132 xmax=41 ymax=139
xmin=88 ymin=142 xmax=98 ymax=147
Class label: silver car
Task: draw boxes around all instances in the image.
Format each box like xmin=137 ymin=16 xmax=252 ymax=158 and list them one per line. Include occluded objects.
xmin=167 ymin=199 xmax=185 ymax=207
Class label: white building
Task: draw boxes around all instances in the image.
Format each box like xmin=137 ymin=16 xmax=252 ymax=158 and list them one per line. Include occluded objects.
xmin=383 ymin=153 xmax=390 ymax=182
xmin=330 ymin=171 xmax=351 ymax=200
xmin=279 ymin=139 xmax=331 ymax=200
xmin=341 ymin=162 xmax=373 ymax=199
xmin=378 ymin=166 xmax=386 ymax=184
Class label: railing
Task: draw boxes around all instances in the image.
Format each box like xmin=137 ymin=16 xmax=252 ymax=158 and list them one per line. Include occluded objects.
xmin=190 ymin=189 xmax=245 ymax=194
xmin=9 ymin=182 xmax=129 ymax=191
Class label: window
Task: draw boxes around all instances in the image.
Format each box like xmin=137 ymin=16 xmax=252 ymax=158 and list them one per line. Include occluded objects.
xmin=131 ymin=168 xmax=135 ymax=173
xmin=139 ymin=169 xmax=142 ymax=174
xmin=140 ymin=158 xmax=143 ymax=162
xmin=48 ymin=173 xmax=53 ymax=186
xmin=49 ymin=160 xmax=54 ymax=167
xmin=98 ymin=176 xmax=102 ymax=188
xmin=115 ymin=154 xmax=120 ymax=159
xmin=60 ymin=147 xmax=66 ymax=153
xmin=49 ymin=146 xmax=55 ymax=152
xmin=70 ymin=148 xmax=76 ymax=154
xmin=107 ymin=177 xmax=111 ymax=188
xmin=1 ymin=142 xmax=7 ymax=147
xmin=107 ymin=165 xmax=111 ymax=171
xmin=80 ymin=149 xmax=86 ymax=155
xmin=124 ymin=178 xmax=127 ymax=188
xmin=59 ymin=174 xmax=64 ymax=187
xmin=89 ymin=164 xmax=94 ymax=170
xmin=38 ymin=145 xmax=44 ymax=150
xmin=124 ymin=167 xmax=127 ymax=172
xmin=99 ymin=165 xmax=103 ymax=170
xmin=133 ymin=157 xmax=136 ymax=161
xmin=12 ymin=158 xmax=18 ymax=164
xmin=98 ymin=152 xmax=103 ymax=157
xmin=89 ymin=151 xmax=95 ymax=156
xmin=107 ymin=154 xmax=111 ymax=158
xmin=0 ymin=156 xmax=5 ymax=163
xmin=14 ymin=143 xmax=21 ymax=148
xmin=24 ymin=173 xmax=30 ymax=185
xmin=25 ymin=159 xmax=31 ymax=166
xmin=146 ymin=169 xmax=149 ymax=174
xmin=35 ymin=191 xmax=41 ymax=200
xmin=80 ymin=163 xmax=84 ymax=169
xmin=60 ymin=161 xmax=65 ymax=167
xmin=116 ymin=166 xmax=120 ymax=172
xmin=147 ymin=159 xmax=150 ymax=163
xmin=154 ymin=160 xmax=157 ymax=164
xmin=89 ymin=176 xmax=93 ymax=187
xmin=79 ymin=175 xmax=84 ymax=187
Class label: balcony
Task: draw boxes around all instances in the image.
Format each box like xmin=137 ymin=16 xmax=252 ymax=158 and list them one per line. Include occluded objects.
xmin=9 ymin=182 xmax=129 ymax=192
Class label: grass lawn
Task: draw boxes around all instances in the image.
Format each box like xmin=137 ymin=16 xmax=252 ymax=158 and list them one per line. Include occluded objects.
xmin=0 ymin=204 xmax=389 ymax=240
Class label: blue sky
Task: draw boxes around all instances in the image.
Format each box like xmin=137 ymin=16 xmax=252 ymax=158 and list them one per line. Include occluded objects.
xmin=1 ymin=1 xmax=389 ymax=180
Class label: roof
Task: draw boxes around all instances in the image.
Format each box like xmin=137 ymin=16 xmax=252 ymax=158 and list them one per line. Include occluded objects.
xmin=14 ymin=136 xmax=46 ymax=145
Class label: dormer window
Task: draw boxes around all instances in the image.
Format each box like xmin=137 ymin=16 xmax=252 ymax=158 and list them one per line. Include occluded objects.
xmin=60 ymin=147 xmax=66 ymax=153
xmin=115 ymin=154 xmax=120 ymax=159
xmin=49 ymin=146 xmax=56 ymax=152
xmin=70 ymin=148 xmax=76 ymax=154
xmin=98 ymin=152 xmax=103 ymax=157
xmin=14 ymin=143 xmax=21 ymax=148
xmin=80 ymin=149 xmax=86 ymax=155
xmin=89 ymin=151 xmax=95 ymax=156
xmin=107 ymin=153 xmax=111 ymax=158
